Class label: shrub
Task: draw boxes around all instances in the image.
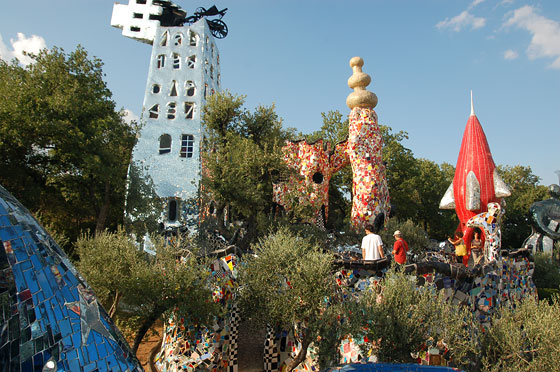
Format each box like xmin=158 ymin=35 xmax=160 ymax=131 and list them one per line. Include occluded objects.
xmin=481 ymin=296 xmax=560 ymax=372
xmin=357 ymin=269 xmax=479 ymax=368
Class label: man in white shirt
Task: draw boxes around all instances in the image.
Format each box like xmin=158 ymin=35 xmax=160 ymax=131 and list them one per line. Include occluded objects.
xmin=361 ymin=224 xmax=384 ymax=261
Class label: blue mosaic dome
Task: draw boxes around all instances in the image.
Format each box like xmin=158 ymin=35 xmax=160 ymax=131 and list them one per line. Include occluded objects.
xmin=0 ymin=185 xmax=143 ymax=372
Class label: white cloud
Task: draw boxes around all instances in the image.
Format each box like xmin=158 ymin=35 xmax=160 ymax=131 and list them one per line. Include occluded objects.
xmin=504 ymin=49 xmax=519 ymax=60
xmin=469 ymin=0 xmax=485 ymax=10
xmin=122 ymin=109 xmax=139 ymax=125
xmin=436 ymin=11 xmax=487 ymax=32
xmin=0 ymin=32 xmax=46 ymax=65
xmin=500 ymin=0 xmax=514 ymax=5
xmin=504 ymin=5 xmax=560 ymax=69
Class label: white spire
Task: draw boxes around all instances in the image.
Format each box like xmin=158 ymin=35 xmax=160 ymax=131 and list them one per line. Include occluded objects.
xmin=470 ymin=90 xmax=475 ymax=116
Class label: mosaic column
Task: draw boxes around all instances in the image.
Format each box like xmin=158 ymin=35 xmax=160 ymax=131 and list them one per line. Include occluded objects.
xmin=227 ymin=303 xmax=240 ymax=372
xmin=263 ymin=325 xmax=279 ymax=372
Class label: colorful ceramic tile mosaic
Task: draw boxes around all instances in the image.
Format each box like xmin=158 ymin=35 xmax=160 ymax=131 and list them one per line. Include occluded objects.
xmin=0 ymin=185 xmax=142 ymax=371
xmin=343 ymin=107 xmax=390 ymax=230
xmin=273 ymin=139 xmax=332 ymax=226
xmin=466 ymin=203 xmax=503 ymax=262
xmin=273 ymin=108 xmax=390 ymax=231
xmin=155 ymin=255 xmax=239 ymax=372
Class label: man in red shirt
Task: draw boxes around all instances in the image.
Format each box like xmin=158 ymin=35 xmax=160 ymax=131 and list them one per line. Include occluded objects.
xmin=392 ymin=230 xmax=408 ymax=265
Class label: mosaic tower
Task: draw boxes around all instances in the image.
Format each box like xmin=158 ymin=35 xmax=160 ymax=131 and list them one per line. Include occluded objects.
xmin=112 ymin=0 xmax=221 ymax=230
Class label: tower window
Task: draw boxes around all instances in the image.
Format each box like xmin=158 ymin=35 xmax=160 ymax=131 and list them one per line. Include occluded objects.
xmin=185 ymin=102 xmax=195 ymax=119
xmin=170 ymin=81 xmax=178 ymax=96
xmin=149 ymin=104 xmax=159 ymax=119
xmin=186 ymin=81 xmax=196 ymax=96
xmin=159 ymin=134 xmax=171 ymax=154
xmin=204 ymin=84 xmax=208 ymax=99
xmin=174 ymin=33 xmax=183 ymax=46
xmin=210 ymin=65 xmax=214 ymax=79
xmin=189 ymin=31 xmax=198 ymax=46
xmin=152 ymin=84 xmax=160 ymax=94
xmin=130 ymin=26 xmax=141 ymax=32
xmin=157 ymin=55 xmax=165 ymax=68
xmin=168 ymin=199 xmax=178 ymax=222
xmin=136 ymin=0 xmax=147 ymax=4
xmin=204 ymin=59 xmax=208 ymax=75
xmin=167 ymin=102 xmax=177 ymax=119
xmin=187 ymin=55 xmax=196 ymax=69
xmin=160 ymin=31 xmax=168 ymax=46
xmin=172 ymin=53 xmax=180 ymax=69
xmin=217 ymin=73 xmax=221 ymax=87
xmin=133 ymin=13 xmax=143 ymax=19
xmin=180 ymin=134 xmax=194 ymax=158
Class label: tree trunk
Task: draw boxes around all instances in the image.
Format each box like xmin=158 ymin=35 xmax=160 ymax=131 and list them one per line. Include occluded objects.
xmin=95 ymin=180 xmax=111 ymax=233
xmin=108 ymin=290 xmax=122 ymax=318
xmin=284 ymin=333 xmax=311 ymax=372
xmin=216 ymin=202 xmax=226 ymax=231
xmin=132 ymin=307 xmax=165 ymax=354
xmin=147 ymin=324 xmax=164 ymax=372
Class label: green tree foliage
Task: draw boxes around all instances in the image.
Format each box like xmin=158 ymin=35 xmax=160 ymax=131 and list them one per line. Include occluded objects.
xmin=532 ymin=253 xmax=560 ymax=290
xmin=407 ymin=159 xmax=458 ymax=239
xmin=124 ymin=161 xmax=162 ymax=238
xmin=74 ymin=229 xmax=216 ymax=353
xmin=480 ymin=296 xmax=560 ymax=372
xmin=201 ymin=91 xmax=293 ymax=244
xmin=306 ymin=112 xmax=457 ymax=237
xmin=498 ymin=165 xmax=549 ymax=249
xmin=238 ymin=228 xmax=342 ymax=371
xmin=378 ymin=218 xmax=430 ymax=256
xmin=357 ymin=270 xmax=479 ymax=369
xmin=0 ymin=46 xmax=135 ymax=249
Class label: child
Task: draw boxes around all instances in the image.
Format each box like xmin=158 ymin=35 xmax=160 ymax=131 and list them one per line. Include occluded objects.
xmin=448 ymin=231 xmax=466 ymax=265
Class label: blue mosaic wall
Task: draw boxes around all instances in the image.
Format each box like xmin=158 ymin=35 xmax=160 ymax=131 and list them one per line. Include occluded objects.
xmin=0 ymin=185 xmax=143 ymax=372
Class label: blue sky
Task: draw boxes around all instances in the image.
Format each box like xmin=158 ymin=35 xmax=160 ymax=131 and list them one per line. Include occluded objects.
xmin=1 ymin=0 xmax=559 ymax=186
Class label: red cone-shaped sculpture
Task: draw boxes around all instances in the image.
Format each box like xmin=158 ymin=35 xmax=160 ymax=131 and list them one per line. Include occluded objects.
xmin=440 ymin=93 xmax=511 ymax=261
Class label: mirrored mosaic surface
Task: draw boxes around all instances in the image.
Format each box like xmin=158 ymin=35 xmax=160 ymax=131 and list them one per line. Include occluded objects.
xmin=0 ymin=185 xmax=143 ymax=372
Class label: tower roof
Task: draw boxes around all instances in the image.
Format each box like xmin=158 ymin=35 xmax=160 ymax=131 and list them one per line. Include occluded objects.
xmin=346 ymin=57 xmax=378 ymax=109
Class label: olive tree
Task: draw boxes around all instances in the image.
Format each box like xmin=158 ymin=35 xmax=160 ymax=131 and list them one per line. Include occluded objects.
xmin=237 ymin=228 xmax=345 ymax=371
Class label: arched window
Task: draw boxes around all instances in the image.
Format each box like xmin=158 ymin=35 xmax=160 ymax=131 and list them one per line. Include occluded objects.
xmin=167 ymin=102 xmax=177 ymax=119
xmin=204 ymin=83 xmax=208 ymax=99
xmin=184 ymin=102 xmax=195 ymax=119
xmin=204 ymin=59 xmax=208 ymax=75
xmin=159 ymin=134 xmax=171 ymax=154
xmin=169 ymin=81 xmax=178 ymax=96
xmin=172 ymin=53 xmax=180 ymax=69
xmin=189 ymin=31 xmax=198 ymax=46
xmin=157 ymin=55 xmax=165 ymax=68
xmin=168 ymin=199 xmax=178 ymax=221
xmin=149 ymin=104 xmax=159 ymax=119
xmin=187 ymin=55 xmax=196 ymax=69
xmin=186 ymin=81 xmax=196 ymax=97
xmin=160 ymin=31 xmax=168 ymax=46
xmin=210 ymin=65 xmax=214 ymax=79
xmin=180 ymin=134 xmax=194 ymax=158
xmin=173 ymin=32 xmax=183 ymax=46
